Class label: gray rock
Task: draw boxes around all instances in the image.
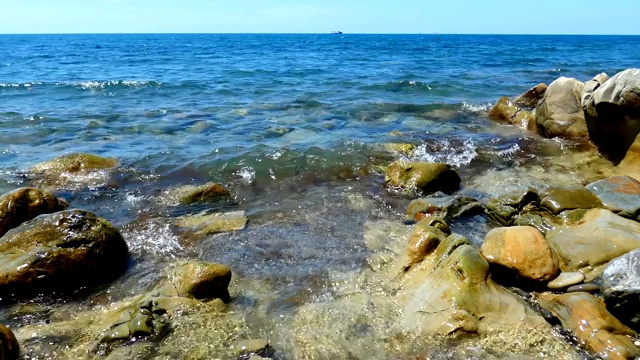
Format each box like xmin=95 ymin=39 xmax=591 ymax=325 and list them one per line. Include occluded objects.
xmin=566 ymin=283 xmax=600 ymax=294
xmin=548 ymin=272 xmax=585 ymax=290
xmin=581 ymin=72 xmax=609 ymax=118
xmin=587 ymin=175 xmax=640 ymax=218
xmin=584 ymin=69 xmax=640 ymax=162
xmin=535 ymin=77 xmax=587 ymax=139
xmin=601 ymin=249 xmax=640 ymax=331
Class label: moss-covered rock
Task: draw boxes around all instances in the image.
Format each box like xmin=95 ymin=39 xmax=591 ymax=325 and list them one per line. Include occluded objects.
xmin=0 ymin=187 xmax=68 ymax=237
xmin=539 ymin=186 xmax=603 ymax=215
xmin=29 ymin=153 xmax=119 ymax=188
xmin=406 ymin=192 xmax=484 ymax=222
xmin=0 ymin=209 xmax=129 ymax=297
xmin=175 ymin=211 xmax=247 ymax=235
xmin=163 ymin=182 xmax=232 ymax=205
xmin=385 ymin=160 xmax=461 ymax=195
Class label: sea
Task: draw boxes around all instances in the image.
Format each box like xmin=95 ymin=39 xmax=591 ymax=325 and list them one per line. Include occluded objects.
xmin=0 ymin=34 xmax=638 ymax=359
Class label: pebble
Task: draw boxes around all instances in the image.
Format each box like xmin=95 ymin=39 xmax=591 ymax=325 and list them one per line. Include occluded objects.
xmin=547 ymin=272 xmax=585 ymax=289
xmin=234 ymin=339 xmax=271 ymax=357
xmin=566 ymin=283 xmax=600 ymax=294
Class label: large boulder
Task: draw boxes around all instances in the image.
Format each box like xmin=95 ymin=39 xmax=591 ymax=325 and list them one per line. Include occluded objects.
xmin=539 ymin=292 xmax=638 ymax=360
xmin=0 ymin=187 xmax=68 ymax=237
xmin=385 ymin=160 xmax=461 ymax=195
xmin=535 ymin=77 xmax=587 ymax=139
xmin=601 ymin=249 xmax=640 ymax=331
xmin=0 ymin=209 xmax=129 ymax=297
xmin=586 ymin=175 xmax=640 ymax=219
xmin=480 ymin=226 xmax=559 ymax=283
xmin=584 ymin=69 xmax=640 ymax=163
xmin=545 ymin=208 xmax=640 ymax=281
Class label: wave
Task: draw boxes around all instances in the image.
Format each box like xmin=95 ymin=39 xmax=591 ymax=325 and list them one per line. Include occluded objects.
xmin=57 ymin=80 xmax=164 ymax=89
xmin=362 ymin=80 xmax=434 ymax=93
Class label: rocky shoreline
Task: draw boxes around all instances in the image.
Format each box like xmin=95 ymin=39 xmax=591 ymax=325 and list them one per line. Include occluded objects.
xmin=1 ymin=69 xmax=640 ymax=359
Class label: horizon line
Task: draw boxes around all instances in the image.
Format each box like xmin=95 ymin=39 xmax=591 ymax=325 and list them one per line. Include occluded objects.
xmin=1 ymin=32 xmax=639 ymax=36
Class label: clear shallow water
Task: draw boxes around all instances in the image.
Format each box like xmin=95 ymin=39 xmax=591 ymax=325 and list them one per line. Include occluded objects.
xmin=0 ymin=34 xmax=637 ymax=359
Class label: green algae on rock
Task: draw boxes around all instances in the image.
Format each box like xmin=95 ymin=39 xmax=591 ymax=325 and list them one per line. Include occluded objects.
xmin=162 ymin=182 xmax=232 ymax=205
xmin=385 ymin=160 xmax=461 ymax=195
xmin=0 ymin=187 xmax=68 ymax=238
xmin=0 ymin=209 xmax=129 ymax=297
xmin=406 ymin=192 xmax=484 ymax=222
xmin=539 ymin=186 xmax=603 ymax=215
xmin=29 ymin=153 xmax=119 ymax=188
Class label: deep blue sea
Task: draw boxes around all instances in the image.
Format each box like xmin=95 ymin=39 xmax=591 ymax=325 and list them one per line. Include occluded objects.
xmin=1 ymin=34 xmax=639 ymax=359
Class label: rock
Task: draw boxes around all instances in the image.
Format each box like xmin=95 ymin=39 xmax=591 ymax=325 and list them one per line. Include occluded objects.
xmin=515 ymin=83 xmax=548 ymax=108
xmin=480 ymin=226 xmax=559 ymax=283
xmin=539 ymin=186 xmax=603 ymax=215
xmin=30 ymin=153 xmax=119 ymax=187
xmin=485 ymin=187 xmax=538 ymax=225
xmin=584 ymin=69 xmax=640 ymax=163
xmin=581 ymin=72 xmax=609 ymax=118
xmin=382 ymin=143 xmax=415 ymax=156
xmin=586 ymin=175 xmax=640 ymax=218
xmin=0 ymin=324 xmax=20 ymax=360
xmin=385 ymin=160 xmax=461 ymax=195
xmin=545 ymin=208 xmax=640 ymax=281
xmin=0 ymin=187 xmax=68 ymax=237
xmin=99 ymin=300 xmax=170 ymax=343
xmin=163 ymin=182 xmax=231 ymax=205
xmin=234 ymin=339 xmax=273 ymax=358
xmin=535 ymin=77 xmax=587 ymax=139
xmin=168 ymin=261 xmax=232 ymax=302
xmin=398 ymin=232 xmax=550 ymax=336
xmin=566 ymin=283 xmax=599 ymax=294
xmin=398 ymin=218 xmax=449 ymax=274
xmin=601 ymin=249 xmax=640 ymax=331
xmin=547 ymin=272 xmax=585 ymax=290
xmin=0 ymin=209 xmax=129 ymax=297
xmin=175 ymin=210 xmax=247 ymax=235
xmin=488 ymin=97 xmax=536 ymax=130
xmin=539 ymin=292 xmax=639 ymax=360
xmin=618 ymin=132 xmax=640 ymax=181
xmin=406 ymin=192 xmax=484 ymax=222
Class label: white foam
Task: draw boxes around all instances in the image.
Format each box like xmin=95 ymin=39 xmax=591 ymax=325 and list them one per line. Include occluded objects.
xmin=411 ymin=139 xmax=477 ymax=167
xmin=125 ymin=221 xmax=183 ymax=259
xmin=461 ymin=102 xmax=491 ymax=114
xmin=236 ymin=166 xmax=256 ymax=184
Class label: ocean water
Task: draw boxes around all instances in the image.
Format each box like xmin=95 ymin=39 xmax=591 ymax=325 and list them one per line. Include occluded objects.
xmin=1 ymin=34 xmax=638 ymax=359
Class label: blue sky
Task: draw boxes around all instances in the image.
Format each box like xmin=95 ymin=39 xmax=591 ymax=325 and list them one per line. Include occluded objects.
xmin=1 ymin=0 xmax=639 ymax=34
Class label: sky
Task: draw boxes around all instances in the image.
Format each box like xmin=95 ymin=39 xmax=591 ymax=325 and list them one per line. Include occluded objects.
xmin=1 ymin=0 xmax=639 ymax=35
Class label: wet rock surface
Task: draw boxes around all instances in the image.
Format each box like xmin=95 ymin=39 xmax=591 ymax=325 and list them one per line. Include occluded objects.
xmin=547 ymin=272 xmax=585 ymax=290
xmin=406 ymin=192 xmax=484 ymax=222
xmin=0 ymin=187 xmax=68 ymax=238
xmin=0 ymin=324 xmax=20 ymax=360
xmin=545 ymin=208 xmax=640 ymax=281
xmin=480 ymin=226 xmax=559 ymax=283
xmin=0 ymin=209 xmax=129 ymax=297
xmin=618 ymin=132 xmax=640 ymax=181
xmin=539 ymin=292 xmax=639 ymax=360
xmin=162 ymin=182 xmax=232 ymax=205
xmin=385 ymin=160 xmax=461 ymax=195
xmin=515 ymin=83 xmax=548 ymax=109
xmin=586 ymin=175 xmax=640 ymax=218
xmin=488 ymin=96 xmax=535 ymax=130
xmin=29 ymin=153 xmax=119 ymax=188
xmin=539 ymin=186 xmax=603 ymax=215
xmin=175 ymin=210 xmax=248 ymax=235
xmin=601 ymin=249 xmax=640 ymax=331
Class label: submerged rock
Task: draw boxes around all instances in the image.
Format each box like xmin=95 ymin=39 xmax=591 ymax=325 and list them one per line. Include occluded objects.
xmin=0 ymin=209 xmax=129 ymax=297
xmin=480 ymin=226 xmax=559 ymax=283
xmin=29 ymin=153 xmax=119 ymax=188
xmin=175 ymin=210 xmax=247 ymax=235
xmin=584 ymin=69 xmax=640 ymax=163
xmin=0 ymin=324 xmax=20 ymax=360
xmin=601 ymin=249 xmax=640 ymax=331
xmin=539 ymin=292 xmax=639 ymax=360
xmin=162 ymin=182 xmax=231 ymax=205
xmin=234 ymin=339 xmax=274 ymax=359
xmin=586 ymin=175 xmax=640 ymax=219
xmin=382 ymin=142 xmax=415 ymax=156
xmin=535 ymin=77 xmax=587 ymax=139
xmin=0 ymin=187 xmax=68 ymax=237
xmin=168 ymin=261 xmax=232 ymax=302
xmin=405 ymin=192 xmax=484 ymax=222
xmin=385 ymin=160 xmax=461 ymax=195
xmin=545 ymin=208 xmax=640 ymax=281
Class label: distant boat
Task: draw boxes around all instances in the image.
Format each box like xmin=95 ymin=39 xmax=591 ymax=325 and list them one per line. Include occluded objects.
xmin=330 ymin=31 xmax=343 ymax=34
